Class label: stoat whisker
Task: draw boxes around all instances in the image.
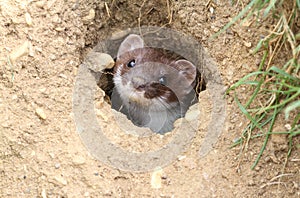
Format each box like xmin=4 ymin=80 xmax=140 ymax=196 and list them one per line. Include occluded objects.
xmin=116 ymin=63 xmax=123 ymax=77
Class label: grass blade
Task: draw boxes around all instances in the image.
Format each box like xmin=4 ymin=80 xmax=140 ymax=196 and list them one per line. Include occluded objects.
xmin=285 ymin=100 xmax=300 ymax=120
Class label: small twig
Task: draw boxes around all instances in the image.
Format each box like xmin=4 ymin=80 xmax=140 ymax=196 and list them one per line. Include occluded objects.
xmin=166 ymin=0 xmax=172 ymax=24
xmin=267 ymin=30 xmax=285 ymax=36
xmin=245 ymin=124 xmax=252 ymax=150
xmin=205 ymin=0 xmax=212 ymax=7
xmin=266 ymin=16 xmax=284 ymax=70
xmin=260 ymin=174 xmax=293 ymax=189
xmin=104 ymin=2 xmax=111 ymax=18
xmin=260 ymin=181 xmax=287 ymax=189
xmin=283 ymin=14 xmax=298 ymax=74
xmin=110 ymin=0 xmax=116 ymax=9
xmin=291 ymin=158 xmax=300 ymax=162
xmin=235 ymin=123 xmax=251 ymax=172
xmin=145 ymin=7 xmax=154 ymax=15
xmin=257 ymin=92 xmax=276 ymax=114
xmin=269 ymin=173 xmax=294 ymax=182
xmin=266 ymin=4 xmax=296 ymax=71
xmin=137 ymin=0 xmax=147 ymax=36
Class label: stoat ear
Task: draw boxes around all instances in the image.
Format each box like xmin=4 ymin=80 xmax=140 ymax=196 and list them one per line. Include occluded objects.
xmin=117 ymin=34 xmax=144 ymax=58
xmin=175 ymin=60 xmax=196 ymax=85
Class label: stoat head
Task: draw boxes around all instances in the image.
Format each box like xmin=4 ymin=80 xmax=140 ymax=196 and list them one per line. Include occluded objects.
xmin=113 ymin=34 xmax=196 ymax=110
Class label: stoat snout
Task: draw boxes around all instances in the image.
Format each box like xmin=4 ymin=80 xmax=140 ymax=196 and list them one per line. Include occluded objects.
xmin=131 ymin=76 xmax=147 ymax=90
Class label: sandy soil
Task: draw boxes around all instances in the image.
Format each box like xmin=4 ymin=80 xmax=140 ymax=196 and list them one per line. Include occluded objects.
xmin=1 ymin=0 xmax=299 ymax=197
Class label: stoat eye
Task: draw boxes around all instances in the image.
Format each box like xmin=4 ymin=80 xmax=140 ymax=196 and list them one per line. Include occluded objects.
xmin=158 ymin=76 xmax=167 ymax=85
xmin=127 ymin=59 xmax=136 ymax=67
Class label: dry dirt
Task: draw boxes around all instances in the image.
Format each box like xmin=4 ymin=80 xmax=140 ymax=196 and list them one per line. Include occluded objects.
xmin=1 ymin=0 xmax=299 ymax=197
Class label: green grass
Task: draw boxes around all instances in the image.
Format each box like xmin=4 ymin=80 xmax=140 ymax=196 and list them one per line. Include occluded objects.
xmin=217 ymin=0 xmax=300 ymax=169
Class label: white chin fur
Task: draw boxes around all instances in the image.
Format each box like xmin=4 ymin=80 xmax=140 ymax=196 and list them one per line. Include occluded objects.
xmin=114 ymin=75 xmax=146 ymax=106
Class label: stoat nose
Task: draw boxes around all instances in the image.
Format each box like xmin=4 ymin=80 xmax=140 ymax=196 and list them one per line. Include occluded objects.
xmin=132 ymin=76 xmax=146 ymax=89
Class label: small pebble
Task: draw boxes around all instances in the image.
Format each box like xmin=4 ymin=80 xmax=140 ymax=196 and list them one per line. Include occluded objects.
xmin=48 ymin=152 xmax=55 ymax=159
xmin=110 ymin=30 xmax=130 ymax=40
xmin=24 ymin=188 xmax=30 ymax=194
xmin=86 ymin=52 xmax=114 ymax=72
xmin=9 ymin=41 xmax=30 ymax=63
xmin=55 ymin=27 xmax=65 ymax=32
xmin=36 ymin=108 xmax=47 ymax=120
xmin=49 ymin=54 xmax=56 ymax=60
xmin=244 ymin=41 xmax=252 ymax=48
xmin=25 ymin=12 xmax=33 ymax=26
xmin=177 ymin=155 xmax=186 ymax=161
xmin=211 ymin=26 xmax=219 ymax=32
xmin=58 ymin=73 xmax=67 ymax=79
xmin=293 ymin=181 xmax=299 ymax=189
xmin=35 ymin=1 xmax=45 ymax=8
xmin=1 ymin=122 xmax=9 ymax=128
xmin=54 ymin=175 xmax=67 ymax=185
xmin=72 ymin=155 xmax=86 ymax=165
xmin=12 ymin=94 xmax=18 ymax=100
xmin=28 ymin=44 xmax=34 ymax=57
xmin=284 ymin=124 xmax=291 ymax=130
xmin=203 ymin=172 xmax=209 ymax=180
xmin=151 ymin=168 xmax=163 ymax=189
xmin=82 ymin=9 xmax=95 ymax=22
xmin=55 ymin=163 xmax=60 ymax=169
xmin=254 ymin=166 xmax=260 ymax=171
xmin=41 ymin=189 xmax=47 ymax=198
xmin=248 ymin=179 xmax=255 ymax=186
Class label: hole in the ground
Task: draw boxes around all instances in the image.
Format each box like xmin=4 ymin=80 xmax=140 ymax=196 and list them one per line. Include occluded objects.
xmin=94 ymin=31 xmax=206 ymax=134
xmin=74 ymin=26 xmax=225 ymax=170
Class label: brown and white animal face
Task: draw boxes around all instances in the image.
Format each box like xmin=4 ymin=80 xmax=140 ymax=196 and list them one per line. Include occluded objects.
xmin=113 ymin=34 xmax=196 ymax=111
